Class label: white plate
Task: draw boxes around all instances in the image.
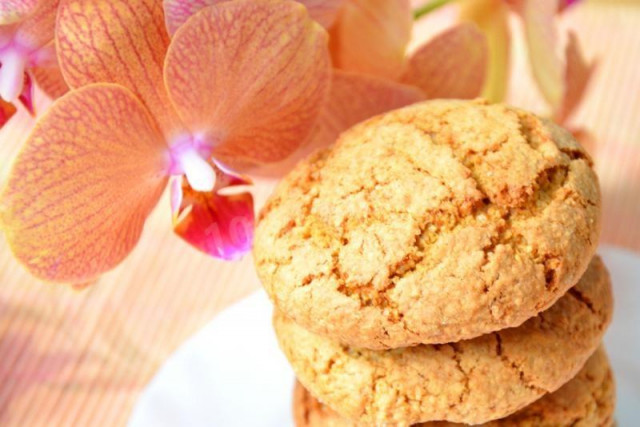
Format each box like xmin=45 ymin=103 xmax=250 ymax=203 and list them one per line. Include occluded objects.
xmin=129 ymin=246 xmax=640 ymax=427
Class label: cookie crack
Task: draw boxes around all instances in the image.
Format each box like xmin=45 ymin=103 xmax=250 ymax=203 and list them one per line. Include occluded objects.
xmin=326 ymin=152 xmax=570 ymax=318
xmin=567 ymin=287 xmax=597 ymax=314
xmin=560 ymin=146 xmax=593 ymax=166
xmin=448 ymin=343 xmax=471 ymax=406
xmin=494 ymin=332 xmax=548 ymax=395
xmin=397 ymin=150 xmax=481 ymax=205
xmin=403 ymin=122 xmax=489 ymax=199
xmin=517 ymin=110 xmax=547 ymax=152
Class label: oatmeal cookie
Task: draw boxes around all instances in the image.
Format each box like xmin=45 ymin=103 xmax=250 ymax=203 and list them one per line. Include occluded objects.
xmin=276 ymin=257 xmax=612 ymax=425
xmin=292 ymin=347 xmax=615 ymax=426
xmin=255 ymin=99 xmax=601 ymax=349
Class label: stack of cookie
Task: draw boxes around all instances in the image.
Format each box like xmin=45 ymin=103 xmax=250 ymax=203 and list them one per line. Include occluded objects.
xmin=254 ymin=100 xmax=614 ymax=426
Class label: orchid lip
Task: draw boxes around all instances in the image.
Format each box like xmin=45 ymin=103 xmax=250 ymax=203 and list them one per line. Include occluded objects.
xmin=168 ymin=134 xmax=216 ymax=192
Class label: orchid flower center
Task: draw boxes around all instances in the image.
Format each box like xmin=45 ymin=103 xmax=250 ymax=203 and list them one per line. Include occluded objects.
xmin=168 ymin=134 xmax=216 ymax=192
xmin=0 ymin=45 xmax=28 ymax=102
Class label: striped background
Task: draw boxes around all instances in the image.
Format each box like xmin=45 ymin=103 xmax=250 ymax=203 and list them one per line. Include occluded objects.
xmin=0 ymin=1 xmax=638 ymax=425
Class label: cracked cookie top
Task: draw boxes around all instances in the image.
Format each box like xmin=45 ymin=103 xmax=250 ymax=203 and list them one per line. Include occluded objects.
xmin=255 ymin=99 xmax=601 ymax=349
xmin=275 ymin=256 xmax=612 ymax=425
xmin=291 ymin=347 xmax=615 ymax=427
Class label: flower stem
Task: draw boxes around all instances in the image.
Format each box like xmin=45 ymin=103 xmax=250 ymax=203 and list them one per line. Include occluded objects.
xmin=413 ymin=0 xmax=453 ymax=20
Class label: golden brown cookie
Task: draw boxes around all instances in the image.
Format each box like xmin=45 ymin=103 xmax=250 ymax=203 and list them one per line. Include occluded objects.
xmin=292 ymin=347 xmax=615 ymax=427
xmin=275 ymin=256 xmax=612 ymax=425
xmin=255 ymin=99 xmax=601 ymax=349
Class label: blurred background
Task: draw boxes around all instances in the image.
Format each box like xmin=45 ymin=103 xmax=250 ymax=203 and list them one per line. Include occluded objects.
xmin=0 ymin=0 xmax=638 ymax=425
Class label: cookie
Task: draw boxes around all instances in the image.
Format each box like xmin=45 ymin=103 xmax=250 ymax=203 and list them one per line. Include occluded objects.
xmin=255 ymin=99 xmax=601 ymax=349
xmin=275 ymin=256 xmax=612 ymax=425
xmin=292 ymin=347 xmax=615 ymax=427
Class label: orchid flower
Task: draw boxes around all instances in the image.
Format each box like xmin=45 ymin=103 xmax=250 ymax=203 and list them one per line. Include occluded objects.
xmin=292 ymin=0 xmax=488 ymax=153
xmin=0 ymin=0 xmax=330 ymax=285
xmin=461 ymin=0 xmax=596 ymax=125
xmin=163 ymin=0 xmax=346 ymax=34
xmin=219 ymin=2 xmax=488 ymax=115
xmin=272 ymin=0 xmax=488 ymax=151
xmin=0 ymin=0 xmax=68 ymax=128
xmin=166 ymin=0 xmax=488 ymax=170
xmin=325 ymin=0 xmax=489 ymax=100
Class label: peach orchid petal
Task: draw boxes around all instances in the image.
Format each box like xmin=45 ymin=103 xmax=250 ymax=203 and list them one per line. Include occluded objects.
xmin=0 ymin=84 xmax=169 ymax=284
xmin=329 ymin=0 xmax=412 ymax=80
xmin=317 ymin=70 xmax=424 ymax=145
xmin=298 ymin=0 xmax=345 ymax=28
xmin=163 ymin=0 xmax=343 ymax=35
xmin=32 ymin=65 xmax=69 ymax=99
xmin=173 ymin=170 xmax=254 ymax=260
xmin=460 ymin=0 xmax=510 ymax=102
xmin=402 ymin=24 xmax=488 ymax=100
xmin=56 ymin=0 xmax=179 ymax=135
xmin=0 ymin=0 xmax=39 ymax=25
xmin=250 ymin=70 xmax=424 ymax=178
xmin=13 ymin=0 xmax=57 ymax=49
xmin=522 ymin=0 xmax=563 ymax=109
xmin=164 ymin=0 xmax=330 ymax=166
xmin=555 ymin=32 xmax=596 ymax=124
xmin=0 ymin=98 xmax=17 ymax=128
xmin=162 ymin=0 xmax=224 ymax=35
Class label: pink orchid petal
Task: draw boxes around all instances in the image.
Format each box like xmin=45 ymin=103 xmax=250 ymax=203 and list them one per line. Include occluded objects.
xmin=164 ymin=0 xmax=331 ymax=167
xmin=329 ymin=0 xmax=412 ymax=80
xmin=173 ymin=170 xmax=254 ymax=260
xmin=57 ymin=0 xmax=179 ymax=135
xmin=0 ymin=0 xmax=40 ymax=25
xmin=521 ymin=0 xmax=563 ymax=109
xmin=1 ymin=84 xmax=169 ymax=284
xmin=402 ymin=24 xmax=488 ymax=100
xmin=555 ymin=31 xmax=596 ymax=124
xmin=0 ymin=98 xmax=17 ymax=128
